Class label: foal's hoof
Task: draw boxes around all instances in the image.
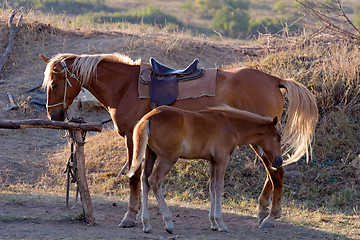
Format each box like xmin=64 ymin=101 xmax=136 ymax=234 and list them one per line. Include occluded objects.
xmin=219 ymin=227 xmax=229 ymax=233
xmin=143 ymin=226 xmax=152 ymax=233
xmin=118 ymin=219 xmax=136 ymax=228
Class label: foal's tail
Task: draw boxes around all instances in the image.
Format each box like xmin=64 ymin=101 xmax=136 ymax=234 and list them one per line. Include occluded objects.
xmin=279 ymin=78 xmax=318 ymax=166
xmin=127 ymin=119 xmax=150 ymax=178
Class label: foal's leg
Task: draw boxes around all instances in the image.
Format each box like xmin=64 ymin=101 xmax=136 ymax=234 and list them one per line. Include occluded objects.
xmin=259 ymin=159 xmax=284 ymax=228
xmin=210 ymin=156 xmax=230 ymax=233
xmin=148 ymin=157 xmax=177 ymax=234
xmin=208 ymin=161 xmax=217 ymax=231
xmin=141 ymin=154 xmax=156 ymax=233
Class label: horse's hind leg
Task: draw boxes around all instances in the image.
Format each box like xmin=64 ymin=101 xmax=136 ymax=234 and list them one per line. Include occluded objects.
xmin=258 ymin=175 xmax=272 ymax=223
xmin=258 ymin=161 xmax=284 ymax=229
xmin=250 ymin=145 xmax=274 ymax=224
xmin=148 ymin=157 xmax=177 ymax=234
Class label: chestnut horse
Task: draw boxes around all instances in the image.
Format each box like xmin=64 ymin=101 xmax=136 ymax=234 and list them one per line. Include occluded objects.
xmin=127 ymin=105 xmax=283 ymax=233
xmin=40 ymin=53 xmax=318 ymax=228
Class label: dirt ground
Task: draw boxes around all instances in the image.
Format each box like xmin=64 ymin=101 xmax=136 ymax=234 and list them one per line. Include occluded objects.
xmin=0 ymin=193 xmax=341 ymax=240
xmin=0 ymin=16 xmax=356 ymax=240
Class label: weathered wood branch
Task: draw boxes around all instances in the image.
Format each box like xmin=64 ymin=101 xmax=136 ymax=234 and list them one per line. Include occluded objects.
xmin=0 ymin=119 xmax=102 ymax=132
xmin=0 ymin=11 xmax=23 ymax=73
xmin=297 ymin=0 xmax=360 ymax=41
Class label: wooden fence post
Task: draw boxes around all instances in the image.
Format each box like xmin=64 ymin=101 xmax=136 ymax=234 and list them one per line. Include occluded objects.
xmin=68 ymin=103 xmax=95 ymax=225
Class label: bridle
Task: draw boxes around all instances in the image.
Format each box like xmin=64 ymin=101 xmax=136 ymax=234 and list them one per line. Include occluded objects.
xmin=46 ymin=59 xmax=79 ymax=109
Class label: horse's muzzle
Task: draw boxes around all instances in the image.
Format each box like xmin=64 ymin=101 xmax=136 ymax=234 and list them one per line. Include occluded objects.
xmin=272 ymin=155 xmax=283 ymax=169
xmin=48 ymin=109 xmax=66 ymax=121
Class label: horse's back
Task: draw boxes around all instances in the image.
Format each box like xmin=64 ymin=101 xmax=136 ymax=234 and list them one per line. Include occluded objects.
xmin=216 ymin=67 xmax=284 ymax=118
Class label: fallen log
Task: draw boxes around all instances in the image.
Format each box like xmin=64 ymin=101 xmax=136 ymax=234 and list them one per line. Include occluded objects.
xmin=0 ymin=119 xmax=102 ymax=132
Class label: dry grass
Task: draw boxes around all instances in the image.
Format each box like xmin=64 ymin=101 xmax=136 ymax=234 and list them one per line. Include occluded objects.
xmin=0 ymin=5 xmax=359 ymax=239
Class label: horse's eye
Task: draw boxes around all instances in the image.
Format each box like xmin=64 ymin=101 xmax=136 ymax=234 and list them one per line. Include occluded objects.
xmin=50 ymin=84 xmax=57 ymax=90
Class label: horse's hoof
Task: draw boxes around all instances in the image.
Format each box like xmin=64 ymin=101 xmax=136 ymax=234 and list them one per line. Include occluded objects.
xmin=258 ymin=209 xmax=270 ymax=224
xmin=166 ymin=227 xmax=174 ymax=234
xmin=259 ymin=220 xmax=275 ymax=228
xmin=118 ymin=219 xmax=136 ymax=228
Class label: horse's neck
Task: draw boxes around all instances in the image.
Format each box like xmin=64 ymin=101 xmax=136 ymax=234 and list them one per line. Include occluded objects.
xmin=85 ymin=63 xmax=140 ymax=110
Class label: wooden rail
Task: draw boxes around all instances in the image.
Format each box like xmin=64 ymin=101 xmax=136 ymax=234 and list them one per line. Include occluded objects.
xmin=0 ymin=117 xmax=102 ymax=225
xmin=0 ymin=119 xmax=102 ymax=132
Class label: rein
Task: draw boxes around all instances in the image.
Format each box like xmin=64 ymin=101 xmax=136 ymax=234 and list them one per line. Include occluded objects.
xmin=46 ymin=59 xmax=78 ymax=109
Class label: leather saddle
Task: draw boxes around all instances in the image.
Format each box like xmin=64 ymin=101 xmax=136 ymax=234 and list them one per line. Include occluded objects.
xmin=148 ymin=58 xmax=204 ymax=106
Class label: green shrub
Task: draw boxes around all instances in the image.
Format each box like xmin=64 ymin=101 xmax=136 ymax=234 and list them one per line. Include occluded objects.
xmin=212 ymin=6 xmax=249 ymax=37
xmin=224 ymin=0 xmax=250 ymax=10
xmin=77 ymin=6 xmax=179 ymax=27
xmin=6 ymin=0 xmax=107 ymax=14
xmin=248 ymin=17 xmax=284 ymax=35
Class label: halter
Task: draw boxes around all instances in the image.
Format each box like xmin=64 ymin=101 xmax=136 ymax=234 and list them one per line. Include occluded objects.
xmin=46 ymin=59 xmax=78 ymax=109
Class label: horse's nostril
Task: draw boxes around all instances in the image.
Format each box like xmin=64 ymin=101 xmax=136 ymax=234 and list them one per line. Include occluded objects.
xmin=49 ymin=109 xmax=66 ymax=121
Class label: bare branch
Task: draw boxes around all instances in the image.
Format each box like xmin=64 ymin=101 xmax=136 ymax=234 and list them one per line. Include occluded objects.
xmin=296 ymin=0 xmax=360 ymax=41
xmin=0 ymin=11 xmax=23 ymax=73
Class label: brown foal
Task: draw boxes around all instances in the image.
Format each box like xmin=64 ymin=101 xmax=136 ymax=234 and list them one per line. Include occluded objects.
xmin=128 ymin=105 xmax=283 ymax=233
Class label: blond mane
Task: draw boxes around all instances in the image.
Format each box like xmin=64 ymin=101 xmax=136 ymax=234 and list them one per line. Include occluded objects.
xmin=206 ymin=105 xmax=273 ymax=123
xmin=42 ymin=53 xmax=141 ymax=89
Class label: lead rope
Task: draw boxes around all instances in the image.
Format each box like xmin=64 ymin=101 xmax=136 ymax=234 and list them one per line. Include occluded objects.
xmin=64 ymin=128 xmax=87 ymax=209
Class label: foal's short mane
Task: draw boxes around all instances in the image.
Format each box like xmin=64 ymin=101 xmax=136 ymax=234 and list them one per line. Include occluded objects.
xmin=43 ymin=53 xmax=141 ymax=89
xmin=206 ymin=105 xmax=273 ymax=123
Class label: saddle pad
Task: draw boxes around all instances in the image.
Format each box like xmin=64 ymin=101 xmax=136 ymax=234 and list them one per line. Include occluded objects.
xmin=138 ymin=63 xmax=217 ymax=100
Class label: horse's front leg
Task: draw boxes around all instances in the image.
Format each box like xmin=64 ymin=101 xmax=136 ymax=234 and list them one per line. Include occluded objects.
xmin=119 ymin=135 xmax=140 ymax=228
xmin=120 ymin=143 xmax=156 ymax=228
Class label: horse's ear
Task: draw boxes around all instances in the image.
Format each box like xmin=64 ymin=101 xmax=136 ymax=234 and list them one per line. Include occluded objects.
xmin=272 ymin=116 xmax=278 ymax=126
xmin=40 ymin=54 xmax=50 ymax=63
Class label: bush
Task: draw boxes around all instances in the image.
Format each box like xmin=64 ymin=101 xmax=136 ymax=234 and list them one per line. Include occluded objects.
xmin=77 ymin=6 xmax=179 ymax=27
xmin=6 ymin=0 xmax=107 ymax=14
xmin=224 ymin=0 xmax=250 ymax=10
xmin=212 ymin=6 xmax=249 ymax=37
xmin=248 ymin=17 xmax=284 ymax=35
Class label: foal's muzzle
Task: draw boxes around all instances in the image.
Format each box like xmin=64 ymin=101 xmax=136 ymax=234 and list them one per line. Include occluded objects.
xmin=272 ymin=155 xmax=283 ymax=169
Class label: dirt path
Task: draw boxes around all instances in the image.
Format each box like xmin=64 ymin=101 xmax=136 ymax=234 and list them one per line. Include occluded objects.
xmin=0 ymin=193 xmax=339 ymax=240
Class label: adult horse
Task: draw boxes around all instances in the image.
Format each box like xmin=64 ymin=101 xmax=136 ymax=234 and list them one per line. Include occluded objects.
xmin=40 ymin=53 xmax=318 ymax=228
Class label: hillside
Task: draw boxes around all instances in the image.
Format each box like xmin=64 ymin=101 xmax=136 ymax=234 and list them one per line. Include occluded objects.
xmin=0 ymin=7 xmax=359 ymax=240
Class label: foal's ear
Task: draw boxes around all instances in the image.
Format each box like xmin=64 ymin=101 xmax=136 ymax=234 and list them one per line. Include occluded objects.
xmin=272 ymin=116 xmax=278 ymax=126
xmin=40 ymin=54 xmax=50 ymax=63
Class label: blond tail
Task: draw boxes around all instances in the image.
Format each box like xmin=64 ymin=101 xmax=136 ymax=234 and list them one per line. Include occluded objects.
xmin=127 ymin=119 xmax=149 ymax=178
xmin=279 ymin=78 xmax=319 ymax=166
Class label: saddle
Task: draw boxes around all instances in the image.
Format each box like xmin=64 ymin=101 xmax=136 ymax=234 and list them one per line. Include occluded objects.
xmin=143 ymin=58 xmax=204 ymax=106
